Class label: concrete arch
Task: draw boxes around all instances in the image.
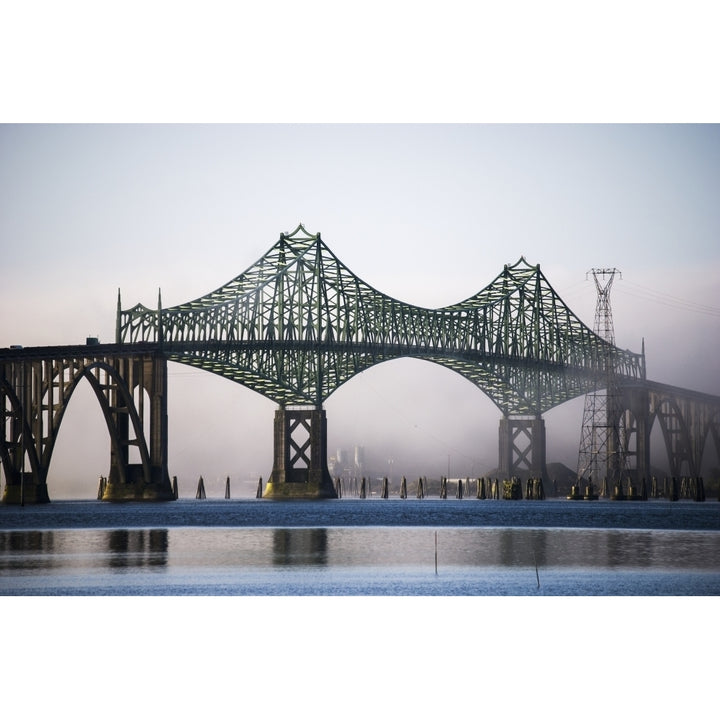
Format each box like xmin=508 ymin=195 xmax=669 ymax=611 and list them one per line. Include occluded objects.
xmin=55 ymin=361 xmax=153 ymax=487
xmin=1 ymin=353 xmax=170 ymax=503
xmin=701 ymin=409 xmax=720 ymax=475
xmin=649 ymin=396 xmax=694 ymax=478
xmin=619 ymin=405 xmax=640 ymax=476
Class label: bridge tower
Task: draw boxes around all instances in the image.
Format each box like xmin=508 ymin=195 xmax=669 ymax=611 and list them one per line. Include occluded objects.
xmin=498 ymin=415 xmax=548 ymax=482
xmin=576 ymin=268 xmax=627 ymax=495
xmin=263 ymin=405 xmax=336 ymax=498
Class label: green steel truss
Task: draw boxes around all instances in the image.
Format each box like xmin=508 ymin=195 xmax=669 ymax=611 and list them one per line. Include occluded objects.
xmin=117 ymin=225 xmax=644 ymax=414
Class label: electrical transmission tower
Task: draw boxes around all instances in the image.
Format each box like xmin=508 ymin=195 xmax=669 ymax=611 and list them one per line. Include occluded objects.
xmin=576 ymin=268 xmax=626 ymax=497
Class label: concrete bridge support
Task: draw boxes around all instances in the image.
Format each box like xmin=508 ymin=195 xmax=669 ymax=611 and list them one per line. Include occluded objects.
xmin=619 ymin=381 xmax=720 ymax=483
xmin=498 ymin=415 xmax=548 ymax=481
xmin=618 ymin=385 xmax=651 ymax=484
xmin=0 ymin=349 xmax=174 ymax=503
xmin=101 ymin=354 xmax=174 ymax=502
xmin=264 ymin=406 xmax=337 ymax=499
xmin=0 ymin=360 xmax=50 ymax=504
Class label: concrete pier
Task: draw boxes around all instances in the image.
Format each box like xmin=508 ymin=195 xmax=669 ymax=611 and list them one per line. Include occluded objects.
xmin=263 ymin=406 xmax=337 ymax=499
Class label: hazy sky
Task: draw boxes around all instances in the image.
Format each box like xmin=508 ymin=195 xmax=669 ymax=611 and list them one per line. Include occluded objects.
xmin=2 ymin=124 xmax=719 ymax=497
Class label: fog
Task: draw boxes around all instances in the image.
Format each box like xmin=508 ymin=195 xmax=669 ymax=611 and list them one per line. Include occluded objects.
xmin=2 ymin=124 xmax=719 ymax=499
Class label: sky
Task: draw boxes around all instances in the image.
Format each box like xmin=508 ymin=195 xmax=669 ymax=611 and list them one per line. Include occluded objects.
xmin=2 ymin=123 xmax=719 ymax=498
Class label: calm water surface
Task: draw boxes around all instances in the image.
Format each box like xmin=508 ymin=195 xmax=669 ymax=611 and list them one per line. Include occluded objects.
xmin=1 ymin=498 xmax=719 ymax=595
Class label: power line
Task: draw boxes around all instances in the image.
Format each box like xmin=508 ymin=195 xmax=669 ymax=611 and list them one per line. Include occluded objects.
xmin=615 ymin=280 xmax=720 ymax=318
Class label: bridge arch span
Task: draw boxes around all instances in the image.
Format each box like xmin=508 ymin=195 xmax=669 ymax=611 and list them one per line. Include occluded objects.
xmin=324 ymin=357 xmax=499 ymax=476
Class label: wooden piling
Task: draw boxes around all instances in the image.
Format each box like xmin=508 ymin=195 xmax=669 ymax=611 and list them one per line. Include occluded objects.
xmin=456 ymin=478 xmax=463 ymax=499
xmin=381 ymin=477 xmax=389 ymax=499
xmin=503 ymin=477 xmax=522 ymax=500
xmin=537 ymin=477 xmax=545 ymax=500
xmin=583 ymin=479 xmax=598 ymax=500
xmin=416 ymin=477 xmax=425 ymax=499
xmin=172 ymin=476 xmax=178 ymax=499
xmin=335 ymin=477 xmax=342 ymax=498
xmin=360 ymin=476 xmax=366 ymax=499
xmin=196 ymin=476 xmax=206 ymax=499
xmin=440 ymin=476 xmax=447 ymax=499
xmin=600 ymin=477 xmax=608 ymax=498
xmin=477 ymin=477 xmax=486 ymax=499
xmin=256 ymin=477 xmax=263 ymax=499
xmin=400 ymin=476 xmax=407 ymax=499
xmin=225 ymin=476 xmax=231 ymax=499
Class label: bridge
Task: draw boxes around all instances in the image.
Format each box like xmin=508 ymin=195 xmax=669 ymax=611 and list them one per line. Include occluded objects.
xmin=2 ymin=224 xmax=719 ymax=502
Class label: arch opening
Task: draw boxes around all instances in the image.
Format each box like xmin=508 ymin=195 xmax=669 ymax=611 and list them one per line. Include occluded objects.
xmin=47 ymin=377 xmax=110 ymax=499
xmin=166 ymin=362 xmax=274 ymax=499
xmin=325 ymin=357 xmax=503 ymax=487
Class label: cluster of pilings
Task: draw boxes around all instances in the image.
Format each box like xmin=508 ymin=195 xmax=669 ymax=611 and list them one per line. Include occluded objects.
xmin=650 ymin=475 xmax=707 ymax=502
xmin=329 ymin=475 xmax=545 ymax=500
xmin=567 ymin=479 xmax=600 ymax=501
xmin=566 ymin=475 xmax=709 ymax=502
xmin=193 ymin=475 xmax=262 ymax=500
xmin=170 ymin=472 xmax=711 ymax=501
xmin=176 ymin=475 xmax=237 ymax=499
xmin=678 ymin=477 xmax=706 ymax=501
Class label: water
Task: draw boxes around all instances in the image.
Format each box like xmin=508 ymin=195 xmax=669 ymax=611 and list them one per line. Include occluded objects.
xmin=2 ymin=498 xmax=719 ymax=595
xmin=3 ymin=498 xmax=718 ymax=719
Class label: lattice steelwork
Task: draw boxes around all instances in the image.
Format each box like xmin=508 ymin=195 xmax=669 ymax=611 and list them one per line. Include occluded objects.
xmin=116 ymin=225 xmax=644 ymax=413
xmin=576 ymin=268 xmax=625 ymax=490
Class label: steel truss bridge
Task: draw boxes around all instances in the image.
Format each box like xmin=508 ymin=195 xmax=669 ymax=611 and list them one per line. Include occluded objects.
xmin=2 ymin=225 xmax=719 ymax=502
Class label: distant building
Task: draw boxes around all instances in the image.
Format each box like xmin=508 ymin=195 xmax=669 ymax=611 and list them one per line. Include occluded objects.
xmin=330 ymin=445 xmax=365 ymax=478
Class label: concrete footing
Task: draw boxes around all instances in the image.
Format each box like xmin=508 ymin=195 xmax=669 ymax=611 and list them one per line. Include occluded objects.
xmin=2 ymin=480 xmax=50 ymax=504
xmin=101 ymin=464 xmax=175 ymax=502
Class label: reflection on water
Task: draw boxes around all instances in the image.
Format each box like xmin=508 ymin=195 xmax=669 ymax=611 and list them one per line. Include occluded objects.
xmin=107 ymin=529 xmax=169 ymax=568
xmin=0 ymin=528 xmax=169 ymax=575
xmin=272 ymin=529 xmax=328 ymax=566
xmin=1 ymin=525 xmax=719 ymax=595
xmin=0 ymin=530 xmax=55 ymax=554
xmin=107 ymin=530 xmax=168 ymax=567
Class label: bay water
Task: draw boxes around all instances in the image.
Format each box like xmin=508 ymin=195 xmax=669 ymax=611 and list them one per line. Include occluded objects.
xmin=2 ymin=498 xmax=718 ymax=595
xmin=3 ymin=497 xmax=718 ymax=719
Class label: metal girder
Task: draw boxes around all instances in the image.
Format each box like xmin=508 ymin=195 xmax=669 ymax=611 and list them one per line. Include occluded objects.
xmin=117 ymin=224 xmax=645 ymax=414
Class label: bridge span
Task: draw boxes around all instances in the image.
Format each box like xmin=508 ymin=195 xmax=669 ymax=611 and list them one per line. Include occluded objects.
xmin=2 ymin=225 xmax=719 ymax=502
